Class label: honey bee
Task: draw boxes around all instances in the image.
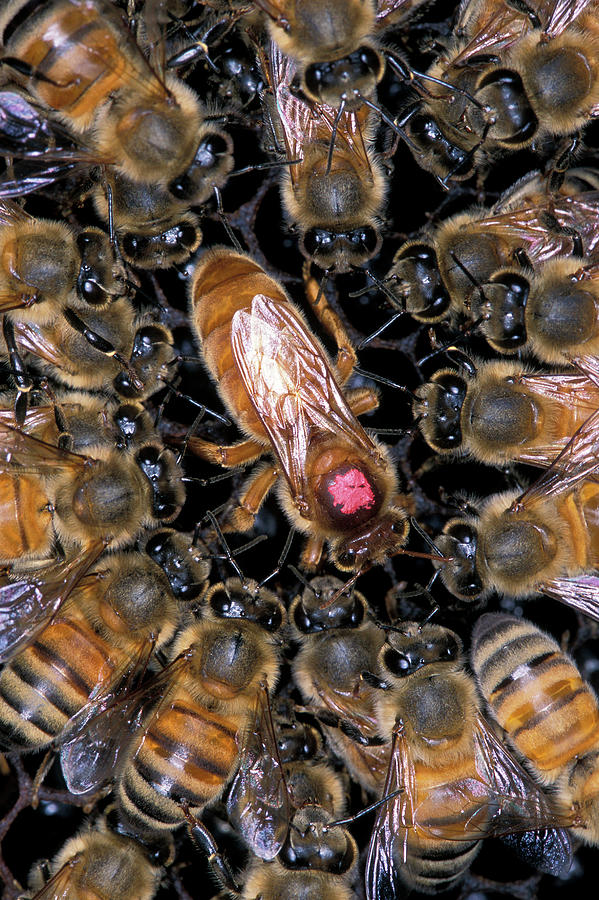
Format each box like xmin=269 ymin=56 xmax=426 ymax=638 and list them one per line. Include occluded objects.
xmin=263 ymin=44 xmax=386 ymax=272
xmin=189 ymin=247 xmax=409 ymax=572
xmin=0 ymin=0 xmax=233 ymax=202
xmin=0 ymin=411 xmax=184 ymax=576
xmin=366 ymin=621 xmax=573 ymax=898
xmin=24 ymin=821 xmax=161 ymax=900
xmin=472 ymin=613 xmax=599 ymax=847
xmin=255 ymin=0 xmax=417 ymax=108
xmin=240 ymin=757 xmax=359 ymax=900
xmin=59 ymin=579 xmax=289 ymax=868
xmin=434 ymin=412 xmax=599 ymax=614
xmin=414 ymin=358 xmax=599 ymax=467
xmin=468 ymin=256 xmax=599 ymax=365
xmin=0 ymin=296 xmax=176 ymax=401
xmin=0 ymin=547 xmax=184 ymax=752
xmin=290 ymin=576 xmax=390 ymax=793
xmin=0 ymin=198 xmax=124 ymax=314
xmin=388 ymin=169 xmax=599 ymax=324
xmin=400 ymin=0 xmax=599 ymax=183
xmin=90 ymin=172 xmax=203 ymax=270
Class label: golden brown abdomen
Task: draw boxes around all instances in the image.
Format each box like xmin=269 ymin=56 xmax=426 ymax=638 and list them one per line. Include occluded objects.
xmin=117 ymin=687 xmax=239 ymax=831
xmin=0 ymin=474 xmax=52 ymax=562
xmin=190 ymin=249 xmax=290 ymax=442
xmin=0 ymin=607 xmax=120 ymax=750
xmin=0 ymin=0 xmax=133 ymax=131
xmin=472 ymin=613 xmax=599 ymax=781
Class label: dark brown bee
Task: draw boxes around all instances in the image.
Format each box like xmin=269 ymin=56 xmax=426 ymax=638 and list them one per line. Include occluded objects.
xmin=400 ymin=0 xmax=599 ymax=183
xmin=255 ymin=0 xmax=418 ymax=108
xmin=435 ymin=413 xmax=599 ymax=615
xmin=290 ymin=576 xmax=390 ymax=794
xmin=263 ymin=44 xmax=386 ymax=272
xmin=25 ymin=821 xmax=161 ymax=900
xmin=415 ymin=358 xmax=599 ymax=467
xmin=388 ymin=169 xmax=599 ymax=324
xmin=189 ymin=247 xmax=409 ymax=572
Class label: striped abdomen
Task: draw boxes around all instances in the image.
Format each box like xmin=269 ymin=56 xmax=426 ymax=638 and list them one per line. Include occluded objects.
xmin=117 ymin=687 xmax=239 ymax=831
xmin=0 ymin=474 xmax=52 ymax=563
xmin=402 ymin=756 xmax=483 ymax=893
xmin=0 ymin=606 xmax=120 ymax=750
xmin=190 ymin=249 xmax=290 ymax=442
xmin=0 ymin=0 xmax=140 ymax=131
xmin=472 ymin=613 xmax=599 ymax=782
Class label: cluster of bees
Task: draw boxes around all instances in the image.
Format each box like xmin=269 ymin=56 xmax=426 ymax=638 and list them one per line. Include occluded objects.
xmin=1 ymin=0 xmax=599 ymax=898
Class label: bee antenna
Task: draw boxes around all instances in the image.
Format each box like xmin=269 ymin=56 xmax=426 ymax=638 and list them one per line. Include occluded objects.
xmin=324 ymin=789 xmax=403 ymax=830
xmin=351 ymin=267 xmax=402 ymax=307
xmin=213 ymin=185 xmax=244 ymax=253
xmin=417 ymin=328 xmax=471 ymax=367
xmin=258 ymin=527 xmax=295 ymax=588
xmin=355 ymin=92 xmax=422 ymax=156
xmin=201 ymin=508 xmax=249 ymax=589
xmin=157 ymin=377 xmax=231 ymax=426
xmin=325 ymin=98 xmax=346 ymax=177
xmin=321 ymin=570 xmax=362 ymax=609
xmin=357 ymin=311 xmax=404 ymax=349
xmin=386 ymin=53 xmax=487 ymax=112
xmin=410 ymin=517 xmax=444 ymax=556
xmin=228 ymin=157 xmax=303 ymax=178
xmin=353 ymin=366 xmax=416 ymax=400
xmin=288 ymin=564 xmax=318 ymax=595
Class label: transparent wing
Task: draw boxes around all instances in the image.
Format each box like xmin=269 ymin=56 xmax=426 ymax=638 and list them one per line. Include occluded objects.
xmin=513 ymin=407 xmax=599 ymax=507
xmin=542 ymin=575 xmax=599 ymax=622
xmin=0 ymin=542 xmax=105 ymax=663
xmin=28 ymin=855 xmax=82 ymax=900
xmin=0 ymin=420 xmax=88 ymax=474
xmin=365 ymin=726 xmax=413 ymax=900
xmin=226 ymin=681 xmax=289 ymax=860
xmin=60 ymin=651 xmax=186 ymax=795
xmin=417 ymin=716 xmax=572 ymax=875
xmin=232 ymin=295 xmax=378 ymax=509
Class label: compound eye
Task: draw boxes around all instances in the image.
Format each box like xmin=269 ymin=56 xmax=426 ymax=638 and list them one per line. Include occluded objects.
xmin=196 ymin=133 xmax=229 ymax=165
xmin=78 ymin=277 xmax=105 ymax=306
xmin=122 ymin=233 xmax=146 ymax=259
xmin=350 ymin=226 xmax=378 ymax=255
xmin=303 ymin=228 xmax=334 ymax=256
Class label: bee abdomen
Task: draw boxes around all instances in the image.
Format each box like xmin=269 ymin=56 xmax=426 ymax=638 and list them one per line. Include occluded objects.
xmin=472 ymin=614 xmax=599 ymax=777
xmin=0 ymin=618 xmax=109 ymax=750
xmin=404 ymin=834 xmax=480 ymax=894
xmin=118 ymin=700 xmax=238 ymax=830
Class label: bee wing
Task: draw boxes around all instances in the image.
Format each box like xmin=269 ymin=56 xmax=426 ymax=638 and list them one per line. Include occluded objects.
xmin=473 ymin=715 xmax=573 ymax=875
xmin=0 ymin=543 xmax=105 ymax=663
xmin=60 ymin=652 xmax=187 ymax=795
xmin=270 ymin=45 xmax=318 ymax=190
xmin=0 ymin=199 xmax=31 ymax=226
xmin=451 ymin=3 xmax=534 ymax=68
xmin=231 ymin=296 xmax=377 ymax=507
xmin=226 ymin=681 xmax=290 ymax=860
xmin=377 ymin=0 xmax=421 ymax=24
xmin=471 ymin=205 xmax=586 ymax=265
xmin=28 ymin=855 xmax=83 ymax=900
xmin=316 ymin=102 xmax=375 ymax=182
xmin=0 ymin=420 xmax=88 ymax=474
xmin=11 ymin=320 xmax=68 ymax=370
xmin=365 ymin=727 xmax=414 ymax=900
xmin=514 ymin=407 xmax=599 ymax=506
xmin=542 ymin=574 xmax=599 ymax=621
xmin=543 ymin=0 xmax=594 ymax=36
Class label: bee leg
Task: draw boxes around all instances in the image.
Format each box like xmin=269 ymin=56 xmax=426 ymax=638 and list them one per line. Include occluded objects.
xmin=188 ymin=436 xmax=264 ymax=467
xmin=62 ymin=307 xmax=144 ymax=393
xmin=182 ymin=809 xmax=241 ymax=896
xmin=345 ymin=386 xmax=380 ymax=416
xmin=311 ymin=707 xmax=387 ymax=746
xmin=2 ymin=315 xmax=34 ymax=425
xmin=303 ymin=263 xmax=357 ymax=383
xmin=227 ymin=463 xmax=278 ymax=531
xmin=297 ymin=534 xmax=325 ymax=571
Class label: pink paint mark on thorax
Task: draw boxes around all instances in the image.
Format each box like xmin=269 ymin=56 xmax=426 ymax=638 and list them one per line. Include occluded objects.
xmin=328 ymin=468 xmax=375 ymax=515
